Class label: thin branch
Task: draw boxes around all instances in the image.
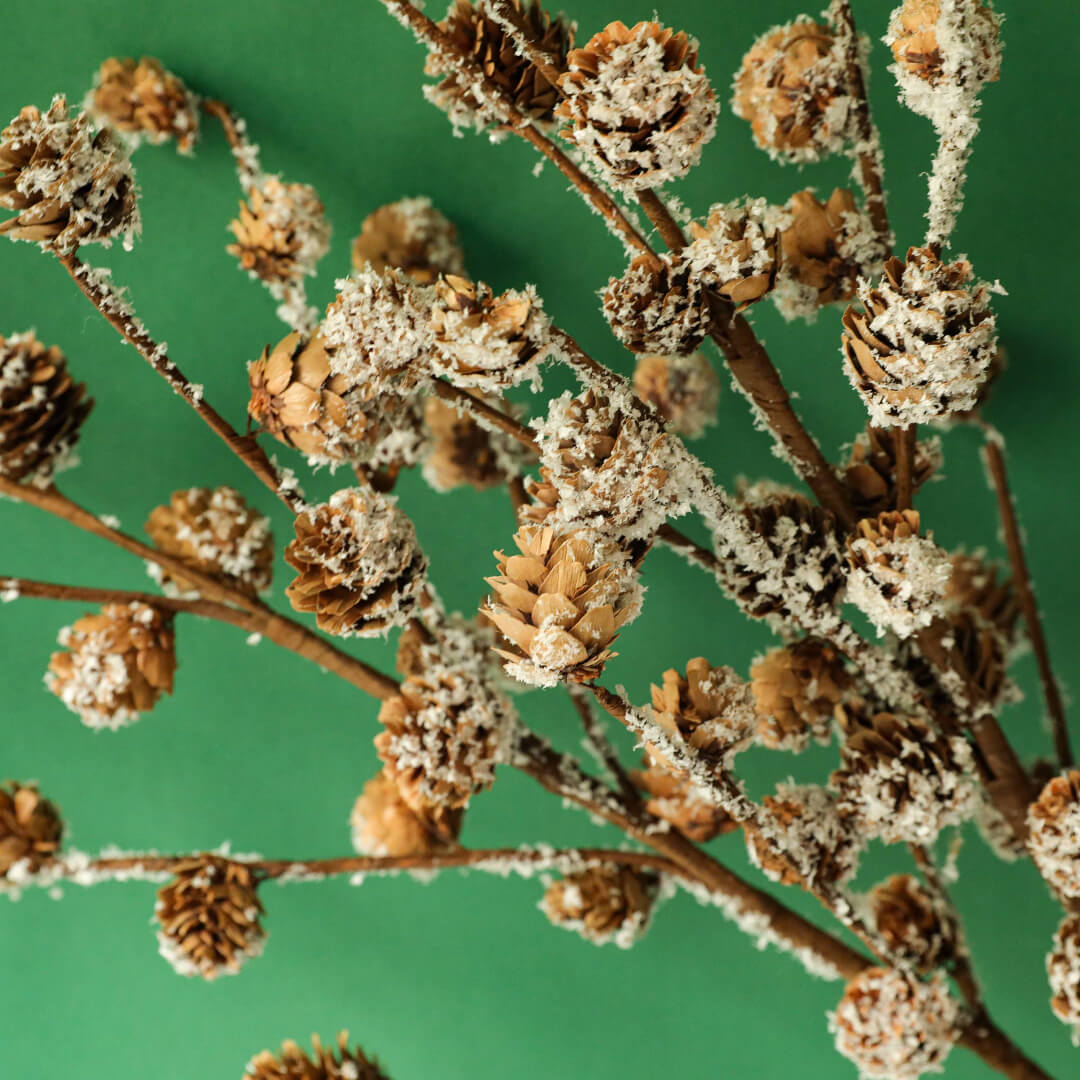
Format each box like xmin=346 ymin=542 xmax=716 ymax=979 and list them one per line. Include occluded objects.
xmin=636 ymin=189 xmax=689 ymax=252
xmin=431 ymin=379 xmax=540 ymax=453
xmin=895 ymin=424 xmax=917 ymax=510
xmin=566 ymin=683 xmax=643 ymax=810
xmin=199 ymin=97 xmax=262 ymax=190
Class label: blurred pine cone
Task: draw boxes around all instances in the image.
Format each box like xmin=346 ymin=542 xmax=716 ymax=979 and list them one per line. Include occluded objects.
xmin=0 ymin=781 xmax=63 ymax=878
xmin=1048 ymin=914 xmax=1080 ymax=1031
xmin=945 ymin=551 xmax=1019 ymax=643
xmin=632 ymin=352 xmax=719 ymax=440
xmin=843 ymin=425 xmax=943 ymax=519
xmin=871 ymin=873 xmax=955 ymax=973
xmin=1027 ymin=771 xmax=1080 ymax=900
xmin=244 ymin=1033 xmax=391 ymax=1080
xmin=351 ymin=197 xmax=465 ymax=283
xmin=686 ymin=197 xmax=780 ymax=311
xmin=351 ymin=769 xmax=461 ymax=857
xmin=630 ymin=755 xmax=736 ymax=842
xmin=542 ymin=865 xmax=657 ymax=946
xmin=90 ymin=57 xmax=199 ymax=152
xmin=422 ymin=395 xmax=522 ymax=492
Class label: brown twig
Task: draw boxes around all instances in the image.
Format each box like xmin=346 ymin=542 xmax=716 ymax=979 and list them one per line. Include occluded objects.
xmin=431 ymin=379 xmax=541 ymax=453
xmin=636 ymin=189 xmax=689 ymax=252
xmin=566 ymin=683 xmax=643 ymax=810
xmin=895 ymin=424 xmax=917 ymax=510
xmin=199 ymin=97 xmax=261 ymax=189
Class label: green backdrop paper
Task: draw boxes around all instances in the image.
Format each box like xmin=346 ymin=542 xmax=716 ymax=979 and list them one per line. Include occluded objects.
xmin=1 ymin=2 xmax=1077 ymax=1077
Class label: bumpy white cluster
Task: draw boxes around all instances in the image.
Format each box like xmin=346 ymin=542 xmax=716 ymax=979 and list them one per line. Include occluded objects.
xmin=1027 ymin=773 xmax=1080 ymax=900
xmin=1048 ymin=915 xmax=1080 ymax=1040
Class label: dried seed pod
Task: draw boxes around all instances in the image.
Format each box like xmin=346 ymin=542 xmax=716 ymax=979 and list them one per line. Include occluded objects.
xmin=285 ymin=488 xmax=428 ymax=638
xmin=0 ymin=782 xmax=63 ymax=878
xmin=351 ymin=769 xmax=461 ymax=857
xmin=842 ymin=246 xmax=998 ymax=427
xmin=422 ymin=395 xmax=523 ymax=492
xmin=542 ymin=865 xmax=657 ymax=947
xmin=843 ymin=424 xmax=943 ymax=519
xmin=1048 ymin=914 xmax=1080 ymax=1034
xmin=484 ymin=525 xmax=642 ymax=687
xmin=1028 ymin=771 xmax=1080 ymax=900
xmin=630 ymin=754 xmax=737 ymax=843
xmin=831 ymin=967 xmax=960 ymax=1079
xmin=351 ymin=197 xmax=465 ymax=284
xmin=155 ymin=855 xmax=265 ymax=980
xmin=831 ymin=707 xmax=978 ymax=844
xmin=847 ymin=509 xmax=952 ymax=639
xmin=871 ymin=873 xmax=956 ymax=973
xmin=89 ymin=57 xmax=199 ymax=152
xmin=46 ymin=602 xmax=176 ymax=730
xmin=0 ymin=331 xmax=92 ymax=485
xmin=556 ymin=20 xmax=717 ymax=191
xmin=604 ymin=252 xmax=711 ymax=356
xmin=145 ymin=486 xmax=273 ymax=598
xmin=244 ymin=1033 xmax=391 ymax=1080
xmin=751 ymin=639 xmax=852 ymax=752
xmin=632 ymin=352 xmax=719 ymax=440
xmin=732 ymin=19 xmax=850 ymax=163
xmin=0 ymin=97 xmax=139 ymax=248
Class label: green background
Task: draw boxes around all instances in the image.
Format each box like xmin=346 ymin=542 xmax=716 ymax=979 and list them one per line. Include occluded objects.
xmin=1 ymin=1 xmax=1077 ymax=1076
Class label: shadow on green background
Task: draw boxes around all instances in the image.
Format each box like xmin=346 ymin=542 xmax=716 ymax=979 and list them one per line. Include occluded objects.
xmin=1 ymin=1 xmax=1077 ymax=1077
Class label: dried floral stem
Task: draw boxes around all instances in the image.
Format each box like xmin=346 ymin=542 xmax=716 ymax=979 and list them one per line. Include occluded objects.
xmin=487 ymin=0 xmax=567 ymax=91
xmin=199 ymin=97 xmax=261 ymax=190
xmin=636 ymin=189 xmax=689 ymax=252
xmin=431 ymin=379 xmax=540 ymax=453
xmin=566 ymin=683 xmax=642 ymax=809
xmin=894 ymin=424 xmax=917 ymax=510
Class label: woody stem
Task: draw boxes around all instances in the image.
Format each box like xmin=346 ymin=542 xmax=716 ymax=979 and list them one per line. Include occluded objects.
xmin=199 ymin=98 xmax=262 ymax=190
xmin=894 ymin=424 xmax=916 ymax=510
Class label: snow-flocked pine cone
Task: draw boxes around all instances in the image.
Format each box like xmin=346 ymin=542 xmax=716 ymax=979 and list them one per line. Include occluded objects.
xmin=750 ymin=639 xmax=852 ymax=752
xmin=90 ymin=57 xmax=199 ymax=152
xmin=484 ymin=525 xmax=641 ymax=687
xmin=0 ymin=782 xmax=63 ymax=879
xmin=831 ymin=706 xmax=978 ymax=844
xmin=422 ymin=395 xmax=524 ymax=492
xmin=0 ymin=331 xmax=92 ymax=485
xmin=518 ymin=470 xmax=561 ymax=526
xmin=746 ymin=783 xmax=862 ymax=889
xmin=155 ymin=855 xmax=265 ymax=980
xmin=244 ymin=1033 xmax=391 ymax=1080
xmin=426 ymin=0 xmax=573 ymax=130
xmin=1027 ymin=771 xmax=1080 ymax=901
xmin=556 ymin=21 xmax=717 ymax=191
xmin=630 ymin=753 xmax=736 ymax=843
xmin=0 ymin=97 xmax=139 ymax=248
xmin=685 ymin=197 xmax=780 ymax=312
xmin=871 ymin=873 xmax=956 ymax=973
xmin=1048 ymin=914 xmax=1080 ymax=1033
xmin=604 ymin=252 xmax=711 ymax=356
xmin=842 ymin=246 xmax=999 ymax=427
xmin=351 ymin=197 xmax=465 ymax=284
xmin=541 ymin=865 xmax=657 ymax=947
xmin=429 ymin=274 xmax=550 ymax=390
xmin=847 ymin=509 xmax=952 ymax=639
xmin=832 ymin=967 xmax=960 ymax=1080
xmin=46 ymin=602 xmax=176 ymax=730
xmin=843 ymin=424 xmax=943 ymax=519
xmin=351 ymin=769 xmax=461 ymax=857
xmin=732 ymin=19 xmax=850 ymax=164
xmin=632 ymin=352 xmax=719 ymax=440
xmin=945 ymin=550 xmax=1019 ymax=643
xmin=145 ymin=486 xmax=273 ymax=598
xmin=284 ymin=489 xmax=428 ymax=638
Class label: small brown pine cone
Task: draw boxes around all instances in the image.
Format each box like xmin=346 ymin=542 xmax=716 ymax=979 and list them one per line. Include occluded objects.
xmin=542 ymin=865 xmax=657 ymax=947
xmin=604 ymin=253 xmax=711 ymax=356
xmin=351 ymin=770 xmax=461 ymax=857
xmin=422 ymin=395 xmax=521 ymax=492
xmin=886 ymin=0 xmax=1001 ymax=91
xmin=1028 ymin=771 xmax=1080 ymax=900
xmin=427 ymin=0 xmax=573 ymax=130
xmin=751 ymin=640 xmax=852 ymax=752
xmin=0 ymin=331 xmax=92 ymax=484
xmin=945 ymin=551 xmax=1019 ymax=643
xmin=90 ymin=57 xmax=199 ymax=152
xmin=871 ymin=873 xmax=955 ymax=973
xmin=46 ymin=602 xmax=176 ymax=730
xmin=518 ymin=468 xmax=561 ymax=526
xmin=556 ymin=20 xmax=717 ymax=191
xmin=0 ymin=782 xmax=63 ymax=878
xmin=1048 ymin=915 xmax=1080 ymax=1031
xmin=832 ymin=968 xmax=960 ymax=1079
xmin=632 ymin=352 xmax=719 ymax=440
xmin=429 ymin=274 xmax=550 ymax=390
xmin=228 ymin=176 xmax=330 ymax=286
xmin=843 ymin=424 xmax=943 ymax=519
xmin=244 ymin=1033 xmax=391 ymax=1080
xmin=145 ymin=486 xmax=273 ymax=598
xmin=842 ymin=246 xmax=998 ymax=428
xmin=686 ymin=198 xmax=780 ymax=311
xmin=351 ymin=197 xmax=465 ymax=284
xmin=831 ymin=706 xmax=978 ymax=844
xmin=732 ymin=20 xmax=849 ymax=164
xmin=0 ymin=97 xmax=139 ymax=248
xmin=630 ymin=754 xmax=737 ymax=843
xmin=155 ymin=855 xmax=265 ymax=979
xmin=484 ymin=525 xmax=641 ymax=687
xmin=285 ymin=489 xmax=427 ymax=638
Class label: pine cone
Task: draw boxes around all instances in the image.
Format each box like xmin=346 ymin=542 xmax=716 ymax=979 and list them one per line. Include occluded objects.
xmin=0 ymin=782 xmax=63 ymax=878
xmin=831 ymin=706 xmax=978 ymax=844
xmin=832 ymin=968 xmax=960 ymax=1079
xmin=352 ymin=197 xmax=465 ymax=284
xmin=842 ymin=246 xmax=998 ymax=427
xmin=422 ymin=395 xmax=521 ymax=492
xmin=245 ymin=1033 xmax=391 ymax=1080
xmin=847 ymin=509 xmax=952 ymax=639
xmin=751 ymin=639 xmax=851 ymax=752
xmin=945 ymin=551 xmax=1019 ymax=643
xmin=1048 ymin=914 xmax=1080 ymax=1031
xmin=604 ymin=252 xmax=710 ymax=356
xmin=542 ymin=865 xmax=656 ymax=947
xmin=732 ymin=20 xmax=850 ymax=163
xmin=351 ymin=769 xmax=461 ymax=856
xmin=886 ymin=0 xmax=1001 ymax=91
xmin=484 ymin=525 xmax=641 ymax=687
xmin=632 ymin=352 xmax=719 ymax=440
xmin=1028 ymin=771 xmax=1080 ymax=900
xmin=426 ymin=0 xmax=573 ymax=130
xmin=46 ymin=602 xmax=176 ymax=729
xmin=0 ymin=331 xmax=92 ymax=484
xmin=518 ymin=469 xmax=561 ymax=526
xmin=429 ymin=274 xmax=550 ymax=390
xmin=0 ymin=97 xmax=139 ymax=248
xmin=630 ymin=755 xmax=737 ymax=842
xmin=145 ymin=486 xmax=273 ymax=598
xmin=686 ymin=197 xmax=780 ymax=311
xmin=871 ymin=873 xmax=955 ymax=973
xmin=556 ymin=20 xmax=717 ymax=191
xmin=843 ymin=424 xmax=943 ymax=519
xmin=285 ymin=488 xmax=427 ymax=638
xmin=155 ymin=855 xmax=265 ymax=979
xmin=90 ymin=57 xmax=199 ymax=152
xmin=228 ymin=176 xmax=330 ymax=285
